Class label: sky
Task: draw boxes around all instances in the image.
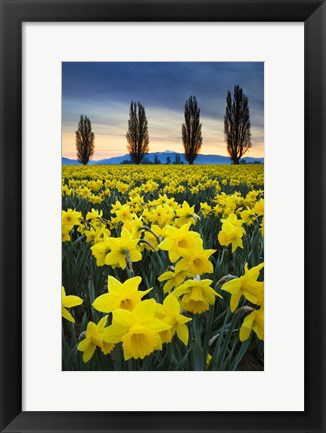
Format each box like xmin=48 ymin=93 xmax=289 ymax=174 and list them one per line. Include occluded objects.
xmin=62 ymin=62 xmax=264 ymax=160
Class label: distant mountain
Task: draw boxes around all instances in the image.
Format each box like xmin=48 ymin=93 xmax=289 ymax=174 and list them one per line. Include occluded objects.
xmin=62 ymin=157 xmax=80 ymax=165
xmin=62 ymin=157 xmax=98 ymax=165
xmin=62 ymin=152 xmax=264 ymax=166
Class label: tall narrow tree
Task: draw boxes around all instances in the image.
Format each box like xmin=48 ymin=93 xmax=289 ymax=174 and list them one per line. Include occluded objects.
xmin=126 ymin=101 xmax=149 ymax=164
xmin=75 ymin=115 xmax=95 ymax=165
xmin=182 ymin=96 xmax=203 ymax=165
xmin=224 ymin=85 xmax=251 ymax=164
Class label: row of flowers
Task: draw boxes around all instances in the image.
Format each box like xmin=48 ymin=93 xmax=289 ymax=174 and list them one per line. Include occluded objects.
xmin=62 ymin=165 xmax=264 ymax=201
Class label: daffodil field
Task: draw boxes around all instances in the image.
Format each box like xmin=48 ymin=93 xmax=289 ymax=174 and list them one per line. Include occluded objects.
xmin=62 ymin=164 xmax=264 ymax=371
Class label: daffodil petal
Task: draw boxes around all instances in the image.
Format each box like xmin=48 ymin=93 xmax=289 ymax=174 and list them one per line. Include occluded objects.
xmin=112 ymin=309 xmax=133 ymax=327
xmin=62 ymin=307 xmax=75 ymax=323
xmin=78 ymin=337 xmax=91 ymax=352
xmin=239 ymin=325 xmax=252 ymax=342
xmin=63 ymin=295 xmax=83 ymax=308
xmin=102 ymin=324 xmax=127 ymax=344
xmin=122 ymin=276 xmax=142 ymax=293
xmin=83 ymin=344 xmax=96 ymax=363
xmin=230 ymin=293 xmax=242 ymax=312
xmin=176 ymin=324 xmax=189 ymax=345
xmin=93 ymin=293 xmax=113 ymax=313
xmin=163 ymin=294 xmax=180 ymax=314
xmin=96 ymin=315 xmax=109 ymax=332
xmin=107 ymin=276 xmax=122 ymax=294
xmin=222 ymin=278 xmax=242 ymax=295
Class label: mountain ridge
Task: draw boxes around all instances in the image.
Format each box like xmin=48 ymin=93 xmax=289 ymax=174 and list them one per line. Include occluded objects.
xmin=62 ymin=151 xmax=264 ymax=166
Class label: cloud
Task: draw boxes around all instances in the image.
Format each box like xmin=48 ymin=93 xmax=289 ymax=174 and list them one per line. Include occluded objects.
xmin=62 ymin=62 xmax=264 ymax=159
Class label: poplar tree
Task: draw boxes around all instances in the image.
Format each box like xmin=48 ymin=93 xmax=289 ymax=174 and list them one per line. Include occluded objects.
xmin=182 ymin=96 xmax=203 ymax=165
xmin=75 ymin=115 xmax=95 ymax=165
xmin=224 ymin=85 xmax=251 ymax=164
xmin=126 ymin=101 xmax=149 ymax=164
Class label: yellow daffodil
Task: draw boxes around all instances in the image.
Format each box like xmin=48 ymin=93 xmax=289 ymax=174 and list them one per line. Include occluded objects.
xmin=111 ymin=200 xmax=123 ymax=215
xmin=62 ymin=208 xmax=82 ymax=229
xmin=221 ymin=263 xmax=264 ymax=312
xmin=144 ymin=204 xmax=174 ymax=227
xmin=218 ymin=213 xmax=245 ymax=253
xmin=105 ymin=228 xmax=142 ymax=269
xmin=62 ymin=227 xmax=72 ymax=242
xmin=92 ymin=228 xmax=142 ymax=269
xmin=122 ymin=215 xmax=144 ymax=239
xmin=62 ymin=286 xmax=83 ymax=323
xmin=62 ymin=209 xmax=82 ymax=242
xmin=254 ymin=198 xmax=264 ymax=216
xmin=77 ymin=186 xmax=91 ymax=199
xmin=174 ymin=201 xmax=199 ymax=227
xmin=172 ymin=279 xmax=222 ymax=314
xmin=156 ymin=294 xmax=192 ymax=345
xmin=89 ymin=194 xmax=103 ymax=204
xmin=239 ymin=307 xmax=264 ymax=341
xmin=103 ymin=299 xmax=171 ymax=360
xmin=158 ymin=223 xmax=201 ymax=263
xmin=90 ymin=235 xmax=112 ymax=266
xmin=86 ymin=208 xmax=103 ymax=221
xmin=77 ymin=316 xmax=114 ymax=363
xmin=240 ymin=208 xmax=256 ymax=226
xmin=93 ymin=276 xmax=151 ymax=313
xmin=200 ymin=202 xmax=213 ymax=217
xmin=175 ymin=238 xmax=216 ymax=276
xmin=158 ymin=267 xmax=189 ymax=293
xmin=114 ymin=204 xmax=133 ymax=223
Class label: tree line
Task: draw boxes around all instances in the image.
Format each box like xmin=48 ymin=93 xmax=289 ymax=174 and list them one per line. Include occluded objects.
xmin=121 ymin=154 xmax=184 ymax=165
xmin=75 ymin=85 xmax=252 ymax=166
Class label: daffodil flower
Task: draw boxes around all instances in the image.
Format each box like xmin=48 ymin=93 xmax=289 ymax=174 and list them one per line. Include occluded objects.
xmin=93 ymin=276 xmax=151 ymax=313
xmin=254 ymin=198 xmax=264 ymax=216
xmin=77 ymin=316 xmax=114 ymax=363
xmin=104 ymin=228 xmax=142 ymax=269
xmin=175 ymin=238 xmax=216 ymax=276
xmin=158 ymin=268 xmax=189 ymax=293
xmin=91 ymin=235 xmax=112 ymax=266
xmin=86 ymin=208 xmax=103 ymax=221
xmin=158 ymin=223 xmax=201 ymax=263
xmin=62 ymin=286 xmax=83 ymax=323
xmin=62 ymin=209 xmax=82 ymax=242
xmin=174 ymin=201 xmax=199 ymax=226
xmin=156 ymin=294 xmax=192 ymax=345
xmin=200 ymin=202 xmax=213 ymax=217
xmin=239 ymin=307 xmax=264 ymax=341
xmin=218 ymin=213 xmax=246 ymax=253
xmin=172 ymin=279 xmax=222 ymax=314
xmin=221 ymin=263 xmax=264 ymax=312
xmin=103 ymin=299 xmax=171 ymax=360
xmin=62 ymin=208 xmax=82 ymax=230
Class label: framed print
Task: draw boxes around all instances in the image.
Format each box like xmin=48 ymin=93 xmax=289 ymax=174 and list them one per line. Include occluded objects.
xmin=61 ymin=60 xmax=265 ymax=374
xmin=0 ymin=0 xmax=325 ymax=432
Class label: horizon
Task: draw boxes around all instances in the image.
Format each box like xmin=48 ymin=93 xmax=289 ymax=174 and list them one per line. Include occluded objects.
xmin=62 ymin=149 xmax=264 ymax=162
xmin=62 ymin=62 xmax=264 ymax=160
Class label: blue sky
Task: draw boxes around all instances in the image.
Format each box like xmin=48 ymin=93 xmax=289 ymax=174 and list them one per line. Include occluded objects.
xmin=62 ymin=62 xmax=264 ymax=160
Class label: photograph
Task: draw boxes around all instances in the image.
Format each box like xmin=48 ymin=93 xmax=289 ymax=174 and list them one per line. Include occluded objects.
xmin=61 ymin=62 xmax=265 ymax=371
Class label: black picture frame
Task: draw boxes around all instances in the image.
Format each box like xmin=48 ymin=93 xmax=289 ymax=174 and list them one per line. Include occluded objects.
xmin=0 ymin=0 xmax=325 ymax=432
